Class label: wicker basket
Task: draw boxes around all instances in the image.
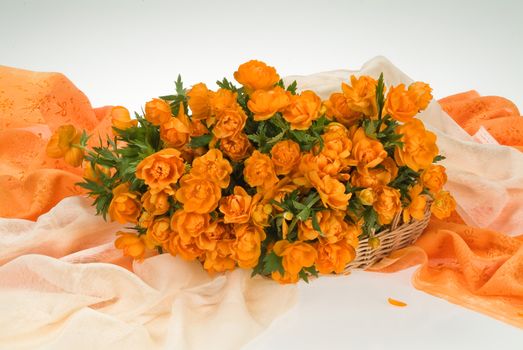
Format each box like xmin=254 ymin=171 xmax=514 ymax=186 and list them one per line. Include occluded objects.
xmin=345 ymin=200 xmax=432 ymax=270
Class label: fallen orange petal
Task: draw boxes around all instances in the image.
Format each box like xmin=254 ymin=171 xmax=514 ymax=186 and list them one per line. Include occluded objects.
xmin=388 ymin=298 xmax=407 ymax=307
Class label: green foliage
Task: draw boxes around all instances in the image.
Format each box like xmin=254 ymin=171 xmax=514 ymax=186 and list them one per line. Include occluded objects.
xmin=375 ymin=73 xmax=385 ymax=120
xmin=262 ymin=251 xmax=285 ymax=275
xmin=189 ymin=133 xmax=213 ymax=148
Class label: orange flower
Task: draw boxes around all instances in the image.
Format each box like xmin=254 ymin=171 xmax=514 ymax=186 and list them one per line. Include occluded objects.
xmin=160 ymin=105 xmax=191 ymax=148
xmin=46 ymin=124 xmax=84 ymax=167
xmin=273 ymin=240 xmax=317 ymax=276
xmin=373 ymin=186 xmax=401 ymax=225
xmin=145 ymin=98 xmax=172 ymax=125
xmin=190 ymin=119 xmax=209 ymax=137
xmin=270 ymin=140 xmax=301 ymax=175
xmin=243 ymin=150 xmax=279 ymax=189
xmin=251 ymin=202 xmax=272 ymax=227
xmin=170 ymin=209 xmax=211 ymax=242
xmin=395 ymin=119 xmax=439 ymax=171
xmin=115 ymin=232 xmax=146 ymax=260
xmin=204 ymin=250 xmax=236 ymax=273
xmin=283 ymin=90 xmax=322 ymax=130
xmin=191 ymin=149 xmax=232 ymax=188
xmin=324 ymin=92 xmax=362 ymax=126
xmin=350 ymin=157 xmax=397 ymax=188
xmin=136 ymin=148 xmax=185 ymax=189
xmin=349 ymin=127 xmax=387 ymax=174
xmin=213 ymin=107 xmax=247 ymax=139
xmin=341 ymin=75 xmax=377 ymax=117
xmin=298 ymin=213 xmax=320 ymax=241
xmin=83 ymin=162 xmax=111 ymax=184
xmin=146 ymin=217 xmax=173 ymax=245
xmin=138 ymin=211 xmax=154 ymax=229
xmin=108 ymin=183 xmax=141 ymax=224
xmin=175 ymin=174 xmax=221 ymax=213
xmin=402 ymin=184 xmax=427 ymax=223
xmin=384 ymin=84 xmax=418 ymax=122
xmin=187 ymin=83 xmax=212 ymax=120
xmin=317 ymin=210 xmax=356 ymax=244
xmin=320 ymin=123 xmax=352 ymax=161
xmin=357 ymin=188 xmax=376 ymax=206
xmin=219 ymin=186 xmax=255 ymax=224
xmin=431 ymin=191 xmax=456 ymax=219
xmin=142 ymin=187 xmax=174 ymax=216
xmin=421 ymin=164 xmax=447 ymax=194
xmin=209 ymin=88 xmax=238 ymax=118
xmin=219 ymin=132 xmax=252 ymax=161
xmin=233 ymin=60 xmax=279 ymax=92
xmin=247 ymin=86 xmax=290 ymax=121
xmin=408 ymin=82 xmax=433 ymax=111
xmin=195 ymin=221 xmax=228 ymax=251
xmin=271 ymin=270 xmax=299 ymax=284
xmin=309 ymin=172 xmax=351 ymax=211
xmin=232 ymin=224 xmax=266 ymax=268
xmin=299 ymin=152 xmax=342 ymax=180
xmin=164 ymin=235 xmax=203 ymax=261
xmin=111 ymin=106 xmax=137 ymax=131
xmin=315 ymin=240 xmax=356 ymax=274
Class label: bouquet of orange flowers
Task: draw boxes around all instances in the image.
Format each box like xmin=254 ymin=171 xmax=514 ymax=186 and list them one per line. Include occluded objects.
xmin=46 ymin=60 xmax=455 ymax=283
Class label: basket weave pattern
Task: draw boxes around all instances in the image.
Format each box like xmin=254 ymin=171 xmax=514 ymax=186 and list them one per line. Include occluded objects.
xmin=346 ymin=201 xmax=432 ymax=270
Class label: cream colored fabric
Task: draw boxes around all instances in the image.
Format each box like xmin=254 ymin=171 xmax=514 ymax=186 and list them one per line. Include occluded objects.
xmin=285 ymin=56 xmax=523 ymax=235
xmin=0 ymin=197 xmax=297 ymax=350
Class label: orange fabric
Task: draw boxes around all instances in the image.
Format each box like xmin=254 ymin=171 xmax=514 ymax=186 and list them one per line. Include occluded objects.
xmin=439 ymin=90 xmax=523 ymax=148
xmin=369 ymin=219 xmax=523 ymax=328
xmin=0 ymin=66 xmax=112 ymax=220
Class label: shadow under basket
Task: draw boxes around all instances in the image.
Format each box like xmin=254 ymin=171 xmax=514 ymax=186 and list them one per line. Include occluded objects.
xmin=345 ymin=201 xmax=432 ymax=270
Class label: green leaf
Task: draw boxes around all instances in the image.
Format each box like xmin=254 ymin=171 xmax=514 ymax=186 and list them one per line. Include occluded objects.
xmin=175 ymin=74 xmax=185 ymax=96
xmin=299 ymin=270 xmax=309 ymax=283
xmin=376 ymin=72 xmax=385 ymax=119
xmin=311 ymin=211 xmax=324 ymax=236
xmin=433 ymin=155 xmax=446 ymax=163
xmin=286 ymin=81 xmax=298 ymax=95
xmin=188 ymin=134 xmax=213 ymax=148
xmin=216 ymin=78 xmax=238 ymax=92
xmin=262 ymin=251 xmax=285 ymax=275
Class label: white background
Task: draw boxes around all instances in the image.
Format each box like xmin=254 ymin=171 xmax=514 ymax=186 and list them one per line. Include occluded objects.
xmin=1 ymin=0 xmax=522 ymax=348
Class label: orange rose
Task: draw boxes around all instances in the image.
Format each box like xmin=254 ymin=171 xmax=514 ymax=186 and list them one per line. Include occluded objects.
xmin=402 ymin=184 xmax=427 ymax=223
xmin=309 ymin=172 xmax=351 ymax=211
xmin=318 ymin=210 xmax=356 ymax=244
xmin=196 ymin=221 xmax=228 ymax=251
xmin=164 ymin=235 xmax=203 ymax=261
xmin=108 ymin=183 xmax=141 ymax=224
xmin=115 ymin=232 xmax=146 ymax=260
xmin=273 ymin=240 xmax=317 ymax=276
xmin=219 ymin=186 xmax=255 ymax=224
xmin=408 ymin=82 xmax=433 ymax=111
xmin=175 ymin=174 xmax=221 ymax=213
xmin=421 ymin=164 xmax=447 ymax=194
xmin=431 ymin=190 xmax=456 ymax=219
xmin=187 ymin=83 xmax=212 ymax=120
xmin=283 ymin=90 xmax=322 ymax=130
xmin=247 ymin=86 xmax=290 ymax=121
xmin=219 ymin=132 xmax=252 ymax=161
xmin=170 ymin=209 xmax=211 ymax=242
xmin=46 ymin=124 xmax=84 ymax=167
xmin=341 ymin=75 xmax=377 ymax=117
xmin=209 ymin=88 xmax=238 ymax=117
xmin=136 ymin=148 xmax=185 ymax=189
xmin=243 ymin=150 xmax=279 ymax=189
xmin=191 ymin=149 xmax=232 ymax=188
xmin=394 ymin=119 xmax=439 ymax=171
xmin=320 ymin=123 xmax=352 ymax=162
xmin=142 ymin=187 xmax=174 ymax=216
xmin=233 ymin=60 xmax=280 ymax=92
xmin=146 ymin=217 xmax=173 ymax=245
xmin=373 ymin=186 xmax=402 ymax=225
xmin=270 ymin=140 xmax=301 ymax=175
xmin=145 ymin=98 xmax=172 ymax=125
xmin=324 ymin=92 xmax=362 ymax=126
xmin=299 ymin=152 xmax=342 ymax=181
xmin=190 ymin=119 xmax=209 ymax=137
xmin=251 ymin=202 xmax=272 ymax=227
xmin=138 ymin=211 xmax=154 ymax=229
xmin=213 ymin=107 xmax=247 ymax=139
xmin=357 ymin=188 xmax=376 ymax=206
xmin=232 ymin=224 xmax=266 ymax=268
xmin=111 ymin=106 xmax=137 ymax=131
xmin=315 ymin=240 xmax=356 ymax=274
xmin=349 ymin=127 xmax=387 ymax=174
xmin=160 ymin=105 xmax=191 ymax=148
xmin=384 ymin=84 xmax=418 ymax=122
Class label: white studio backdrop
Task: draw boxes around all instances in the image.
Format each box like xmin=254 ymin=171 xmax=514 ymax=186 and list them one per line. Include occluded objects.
xmin=1 ymin=1 xmax=523 ymax=349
